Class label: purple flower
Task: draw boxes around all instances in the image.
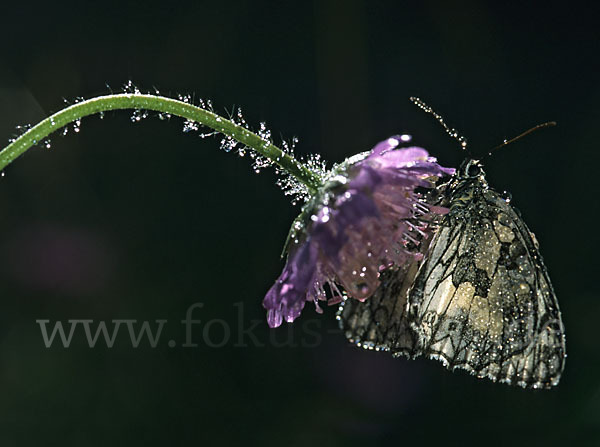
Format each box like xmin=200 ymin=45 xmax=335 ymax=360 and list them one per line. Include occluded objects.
xmin=263 ymin=136 xmax=455 ymax=328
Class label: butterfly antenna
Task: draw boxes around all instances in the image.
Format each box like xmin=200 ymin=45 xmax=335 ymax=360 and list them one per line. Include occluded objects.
xmin=486 ymin=121 xmax=556 ymax=157
xmin=410 ymin=97 xmax=470 ymax=155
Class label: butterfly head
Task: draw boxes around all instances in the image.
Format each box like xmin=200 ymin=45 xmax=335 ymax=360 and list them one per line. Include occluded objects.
xmin=448 ymin=159 xmax=489 ymax=203
xmin=459 ymin=159 xmax=485 ymax=179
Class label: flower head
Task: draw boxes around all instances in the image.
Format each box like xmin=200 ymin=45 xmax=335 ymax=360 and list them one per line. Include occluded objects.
xmin=263 ymin=136 xmax=455 ymax=328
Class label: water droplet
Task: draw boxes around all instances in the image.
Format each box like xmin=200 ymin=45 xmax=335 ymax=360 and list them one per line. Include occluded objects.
xmin=199 ymin=131 xmax=217 ymax=139
xmin=16 ymin=124 xmax=32 ymax=134
xmin=123 ymin=80 xmax=141 ymax=95
xmin=258 ymin=122 xmax=272 ymax=143
xmin=183 ymin=119 xmax=199 ymax=133
xmin=219 ymin=136 xmax=238 ymax=152
xmin=357 ymin=283 xmax=370 ymax=295
xmin=130 ymin=109 xmax=148 ymax=123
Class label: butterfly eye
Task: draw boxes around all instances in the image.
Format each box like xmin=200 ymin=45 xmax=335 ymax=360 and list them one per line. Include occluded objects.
xmin=466 ymin=162 xmax=482 ymax=177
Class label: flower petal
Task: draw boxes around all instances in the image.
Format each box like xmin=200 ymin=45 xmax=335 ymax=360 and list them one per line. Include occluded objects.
xmin=263 ymin=137 xmax=455 ymax=326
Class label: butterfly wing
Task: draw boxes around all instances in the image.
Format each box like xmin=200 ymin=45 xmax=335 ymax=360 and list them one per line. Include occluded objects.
xmin=337 ymin=257 xmax=421 ymax=356
xmin=407 ymin=183 xmax=566 ymax=388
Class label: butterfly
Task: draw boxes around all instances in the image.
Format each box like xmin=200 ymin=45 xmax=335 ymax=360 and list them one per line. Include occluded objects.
xmin=337 ymin=100 xmax=566 ymax=389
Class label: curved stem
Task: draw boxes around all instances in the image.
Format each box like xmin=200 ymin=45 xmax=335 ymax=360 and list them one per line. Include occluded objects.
xmin=0 ymin=94 xmax=321 ymax=191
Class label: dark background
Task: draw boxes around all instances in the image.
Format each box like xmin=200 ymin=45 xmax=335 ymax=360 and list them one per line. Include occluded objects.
xmin=0 ymin=1 xmax=598 ymax=445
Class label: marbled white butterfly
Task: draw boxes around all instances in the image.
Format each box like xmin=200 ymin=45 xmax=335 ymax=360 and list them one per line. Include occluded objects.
xmin=338 ymin=99 xmax=566 ymax=389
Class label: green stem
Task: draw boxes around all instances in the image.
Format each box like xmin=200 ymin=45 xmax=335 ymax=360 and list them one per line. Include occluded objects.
xmin=0 ymin=93 xmax=321 ymax=191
